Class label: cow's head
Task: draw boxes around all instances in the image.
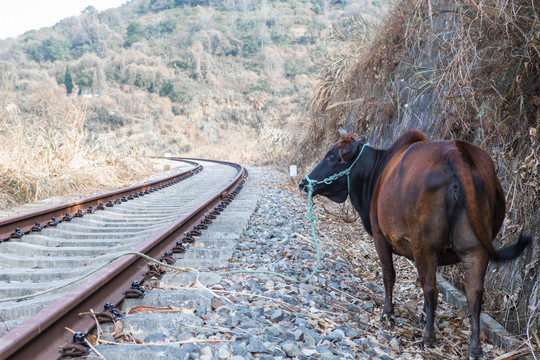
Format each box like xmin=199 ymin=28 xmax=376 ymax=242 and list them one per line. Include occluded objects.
xmin=299 ymin=128 xmax=367 ymax=203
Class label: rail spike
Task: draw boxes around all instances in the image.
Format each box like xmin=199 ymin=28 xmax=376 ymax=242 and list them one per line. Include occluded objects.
xmin=159 ymin=251 xmax=176 ymax=265
xmin=173 ymin=240 xmax=187 ymax=253
xmin=92 ymin=302 xmax=123 ymax=323
xmin=144 ymin=263 xmax=167 ymax=281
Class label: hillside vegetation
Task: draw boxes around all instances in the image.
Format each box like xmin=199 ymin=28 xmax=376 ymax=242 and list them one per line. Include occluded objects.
xmin=0 ymin=0 xmax=387 ymax=208
xmin=303 ymin=0 xmax=538 ymax=343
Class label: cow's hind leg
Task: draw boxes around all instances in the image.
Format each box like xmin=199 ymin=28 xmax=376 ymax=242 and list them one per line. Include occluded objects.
xmin=453 ymin=218 xmax=489 ymax=359
xmin=463 ymin=252 xmax=487 ymax=359
xmin=458 ymin=248 xmax=489 ymax=359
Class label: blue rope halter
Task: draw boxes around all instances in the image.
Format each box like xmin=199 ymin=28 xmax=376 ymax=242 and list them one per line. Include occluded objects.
xmin=304 ymin=142 xmax=368 ymax=198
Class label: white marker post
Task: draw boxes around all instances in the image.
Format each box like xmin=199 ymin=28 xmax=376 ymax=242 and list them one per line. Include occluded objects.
xmin=289 ymin=165 xmax=298 ymax=177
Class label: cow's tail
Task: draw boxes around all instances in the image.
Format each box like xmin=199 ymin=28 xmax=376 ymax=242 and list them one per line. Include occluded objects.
xmin=449 ymin=144 xmax=531 ymax=262
xmin=491 ymin=234 xmax=531 ymax=262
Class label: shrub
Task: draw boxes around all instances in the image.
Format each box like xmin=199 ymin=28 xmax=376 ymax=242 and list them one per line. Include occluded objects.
xmin=242 ymin=35 xmax=260 ymax=57
xmin=124 ymin=22 xmax=144 ymax=47
xmin=244 ymin=79 xmax=269 ymax=94
xmin=270 ymin=29 xmax=290 ymax=45
xmin=146 ymin=19 xmax=178 ymax=38
xmin=159 ymin=79 xmax=182 ymax=101
xmin=150 ymin=0 xmax=175 ymax=12
xmin=28 ymin=38 xmax=71 ymax=62
xmin=64 ymin=66 xmax=74 ymax=94
xmin=168 ymin=57 xmax=191 ymax=70
xmin=285 ymin=57 xmax=307 ymax=78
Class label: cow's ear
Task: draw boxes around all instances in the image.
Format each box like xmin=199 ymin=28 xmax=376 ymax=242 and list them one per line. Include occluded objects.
xmin=356 ymin=136 xmax=367 ymax=144
xmin=338 ymin=146 xmax=356 ymax=162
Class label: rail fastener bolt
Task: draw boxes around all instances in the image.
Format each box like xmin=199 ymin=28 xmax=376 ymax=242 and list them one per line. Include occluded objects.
xmin=160 ymin=251 xmax=176 ymax=265
xmin=91 ymin=302 xmax=123 ymax=323
xmin=60 ymin=332 xmax=89 ymax=357
xmin=10 ymin=228 xmax=24 ymax=238
xmin=125 ymin=281 xmax=146 ymax=299
xmin=31 ymin=221 xmax=43 ymax=232
xmin=173 ymin=241 xmax=187 ymax=253
xmin=144 ymin=263 xmax=166 ymax=281
xmin=183 ymin=233 xmax=195 ymax=244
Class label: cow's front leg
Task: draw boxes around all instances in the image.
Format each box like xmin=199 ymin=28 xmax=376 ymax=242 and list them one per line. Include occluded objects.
xmin=373 ymin=234 xmax=395 ymax=323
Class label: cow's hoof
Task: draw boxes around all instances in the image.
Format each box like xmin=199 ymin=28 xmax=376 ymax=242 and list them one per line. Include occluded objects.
xmin=467 ymin=345 xmax=483 ymax=359
xmin=380 ymin=313 xmax=395 ymax=326
xmin=422 ymin=337 xmax=436 ymax=348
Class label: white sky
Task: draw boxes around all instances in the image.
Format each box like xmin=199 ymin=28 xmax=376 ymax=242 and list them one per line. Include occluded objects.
xmin=0 ymin=1 xmax=128 ymax=40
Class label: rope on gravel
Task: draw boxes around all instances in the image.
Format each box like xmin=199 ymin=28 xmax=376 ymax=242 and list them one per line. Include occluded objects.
xmin=0 ymin=251 xmax=194 ymax=303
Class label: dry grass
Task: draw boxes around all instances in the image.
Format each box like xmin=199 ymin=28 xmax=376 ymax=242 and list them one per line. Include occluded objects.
xmin=300 ymin=0 xmax=539 ymax=343
xmin=0 ymin=80 xmax=155 ymax=210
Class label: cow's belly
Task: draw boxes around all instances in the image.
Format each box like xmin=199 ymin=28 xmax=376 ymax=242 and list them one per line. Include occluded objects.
xmin=386 ymin=233 xmax=460 ymax=265
xmin=386 ymin=234 xmax=414 ymax=260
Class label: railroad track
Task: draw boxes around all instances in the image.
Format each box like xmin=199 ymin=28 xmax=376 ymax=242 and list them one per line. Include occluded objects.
xmin=0 ymin=159 xmax=250 ymax=360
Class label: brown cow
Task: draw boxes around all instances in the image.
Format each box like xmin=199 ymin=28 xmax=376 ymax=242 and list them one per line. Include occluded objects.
xmin=299 ymin=129 xmax=530 ymax=359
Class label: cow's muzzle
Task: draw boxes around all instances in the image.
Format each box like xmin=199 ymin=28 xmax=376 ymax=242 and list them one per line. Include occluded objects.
xmin=299 ymin=178 xmax=309 ymax=193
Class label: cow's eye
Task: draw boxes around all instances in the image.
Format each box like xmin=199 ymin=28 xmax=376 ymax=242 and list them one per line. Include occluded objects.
xmin=327 ymin=154 xmax=336 ymax=161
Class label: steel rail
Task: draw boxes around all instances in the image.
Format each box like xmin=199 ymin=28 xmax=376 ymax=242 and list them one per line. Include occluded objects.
xmin=0 ymin=159 xmax=246 ymax=360
xmin=0 ymin=160 xmax=200 ymax=242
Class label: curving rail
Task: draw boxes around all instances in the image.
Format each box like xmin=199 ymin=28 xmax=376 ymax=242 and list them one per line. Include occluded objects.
xmin=0 ymin=160 xmax=201 ymax=242
xmin=0 ymin=158 xmax=246 ymax=360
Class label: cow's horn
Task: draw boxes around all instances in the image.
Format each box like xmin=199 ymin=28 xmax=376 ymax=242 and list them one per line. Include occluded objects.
xmin=338 ymin=127 xmax=348 ymax=139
